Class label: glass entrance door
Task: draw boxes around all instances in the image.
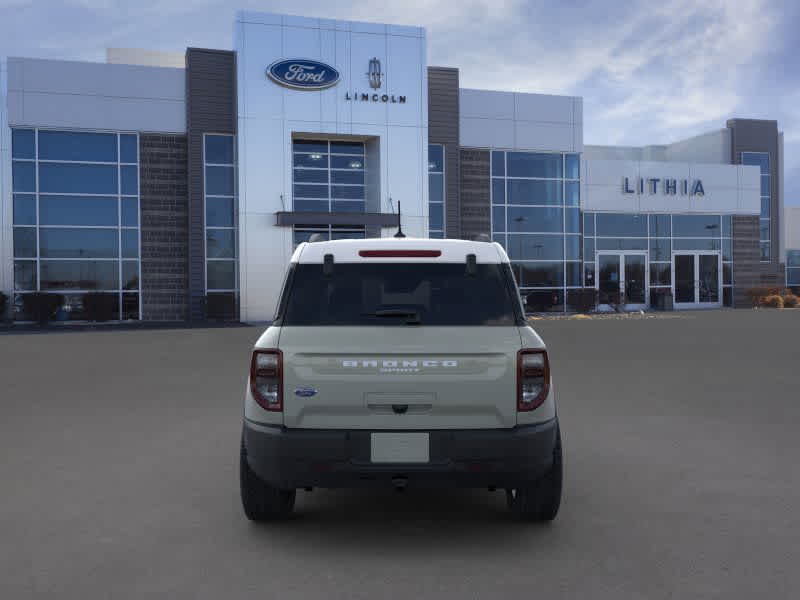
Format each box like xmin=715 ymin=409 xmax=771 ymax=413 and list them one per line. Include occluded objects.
xmin=672 ymin=252 xmax=721 ymax=309
xmin=596 ymin=252 xmax=648 ymax=310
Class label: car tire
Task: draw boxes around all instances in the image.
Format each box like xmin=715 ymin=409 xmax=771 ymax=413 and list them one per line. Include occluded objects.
xmin=507 ymin=427 xmax=562 ymax=521
xmin=240 ymin=437 xmax=296 ymax=521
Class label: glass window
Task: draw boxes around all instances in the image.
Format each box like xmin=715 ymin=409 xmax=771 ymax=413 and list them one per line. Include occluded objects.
xmin=596 ymin=238 xmax=647 ymax=251
xmin=565 ymin=154 xmax=580 ymax=180
xmin=294 ymin=199 xmax=329 ymax=212
xmin=40 ymin=260 xmax=119 ymax=290
xmin=491 ymin=151 xmax=505 ymax=177
xmin=331 ymin=228 xmax=366 ymax=240
xmin=206 ymin=197 xmax=234 ymax=227
xmin=584 ymin=262 xmax=595 ymax=287
xmin=583 ymin=213 xmax=594 ymax=237
xmin=507 ymin=235 xmax=564 ymax=260
xmin=565 ymin=181 xmax=580 ymax=206
xmin=741 ymin=152 xmax=769 ymax=174
xmin=650 ymin=264 xmax=671 ymax=286
xmin=332 ymin=185 xmax=364 ymax=200
xmin=293 ymin=140 xmax=328 ymax=154
xmin=293 ymin=168 xmax=328 ymax=184
xmin=429 ymin=173 xmax=444 ymax=204
xmin=122 ymin=293 xmax=140 ymax=320
xmin=122 ymin=261 xmax=139 ymax=290
xmin=492 ymin=179 xmax=505 ymax=205
xmin=122 ymin=229 xmax=139 ymax=258
xmin=206 ymin=166 xmax=235 ymax=196
xmin=121 ymin=165 xmax=138 ymax=195
xmin=331 ymin=170 xmax=364 ymax=185
xmin=13 ymin=194 xmax=36 ymax=225
xmin=38 ymin=130 xmax=117 ymax=162
xmin=723 ymin=287 xmax=732 ymax=307
xmin=294 ymin=184 xmax=329 ymax=199
xmin=331 ymin=156 xmax=363 ymax=170
xmin=787 ymin=251 xmax=800 ymax=268
xmin=761 ymin=197 xmax=770 ymax=219
xmin=760 ymin=175 xmax=770 ymax=197
xmin=492 ymin=207 xmax=505 ymax=233
xmin=673 ymin=238 xmax=721 ymax=251
xmin=207 ymin=260 xmax=236 ymax=290
xmin=522 ymin=289 xmax=564 ymax=313
xmin=507 ymin=179 xmax=562 ymax=205
xmin=39 ymin=228 xmax=118 ymax=258
xmin=13 ymin=228 xmax=37 ymax=258
xmin=205 ymin=135 xmax=234 ymax=164
xmin=39 ymin=163 xmax=118 ymax=194
xmin=294 ymin=153 xmax=329 ymax=168
xmin=207 ymin=229 xmax=236 ymax=258
xmin=507 ymin=152 xmax=562 ymax=178
xmin=649 ymin=214 xmax=671 ymax=238
xmin=723 ymin=263 xmax=732 ymax=285
xmin=330 ymin=141 xmax=364 ymax=155
xmin=595 ymin=213 xmax=647 ymax=237
xmin=428 ymin=145 xmax=444 ymax=172
xmin=429 ymin=203 xmax=444 ymax=231
xmin=519 ymin=262 xmax=564 ymax=287
xmin=565 ymin=262 xmax=581 ymax=287
xmin=294 ymin=229 xmax=329 ymax=245
xmin=565 ymin=208 xmax=580 ymax=233
xmin=14 ymin=261 xmax=37 ymax=291
xmin=12 ymin=161 xmax=36 ymax=192
xmin=722 ymin=238 xmax=732 ymax=261
xmin=121 ymin=198 xmax=139 ymax=227
xmin=649 ymin=238 xmax=671 ymax=261
xmin=120 ymin=135 xmax=138 ymax=163
xmin=760 ymin=242 xmax=770 ymax=261
xmin=759 ymin=219 xmax=770 ymax=241
xmin=507 ymin=206 xmax=563 ymax=233
xmin=331 ymin=200 xmax=365 ymax=213
xmin=721 ymin=215 xmax=732 ymax=237
xmin=583 ymin=238 xmax=594 ymax=262
xmin=12 ymin=129 xmax=35 ymax=159
xmin=673 ymin=214 xmax=720 ymax=237
xmin=565 ymin=235 xmax=581 ymax=260
xmin=40 ymin=195 xmax=118 ymax=226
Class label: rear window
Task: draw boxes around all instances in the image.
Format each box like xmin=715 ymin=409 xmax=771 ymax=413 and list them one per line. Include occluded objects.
xmin=278 ymin=263 xmax=521 ymax=326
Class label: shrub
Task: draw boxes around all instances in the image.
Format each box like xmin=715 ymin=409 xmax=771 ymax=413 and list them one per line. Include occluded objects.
xmin=0 ymin=292 xmax=7 ymax=322
xmin=83 ymin=292 xmax=118 ymax=322
xmin=762 ymin=295 xmax=784 ymax=309
xmin=21 ymin=293 xmax=65 ymax=324
xmin=782 ymin=294 xmax=799 ymax=308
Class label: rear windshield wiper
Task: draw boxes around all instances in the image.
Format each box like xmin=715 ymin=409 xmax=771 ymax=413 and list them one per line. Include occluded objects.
xmin=362 ymin=309 xmax=421 ymax=324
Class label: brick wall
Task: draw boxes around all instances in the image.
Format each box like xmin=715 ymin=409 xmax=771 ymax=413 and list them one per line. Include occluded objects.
xmin=459 ymin=149 xmax=490 ymax=240
xmin=139 ymin=134 xmax=189 ymax=321
xmin=732 ymin=215 xmax=787 ymax=307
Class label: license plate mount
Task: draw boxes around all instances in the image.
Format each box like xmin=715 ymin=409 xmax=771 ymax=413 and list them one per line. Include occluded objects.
xmin=370 ymin=432 xmax=430 ymax=463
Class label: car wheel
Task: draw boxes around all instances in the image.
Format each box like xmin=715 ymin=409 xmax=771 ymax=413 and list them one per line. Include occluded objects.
xmin=507 ymin=427 xmax=562 ymax=521
xmin=240 ymin=437 xmax=296 ymax=521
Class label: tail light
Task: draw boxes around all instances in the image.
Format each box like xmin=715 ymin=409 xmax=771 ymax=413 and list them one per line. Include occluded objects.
xmin=250 ymin=349 xmax=283 ymax=411
xmin=517 ymin=349 xmax=550 ymax=411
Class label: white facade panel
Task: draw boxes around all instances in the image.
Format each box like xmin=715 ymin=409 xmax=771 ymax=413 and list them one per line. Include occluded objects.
xmin=459 ymin=89 xmax=514 ymax=120
xmin=784 ymin=206 xmax=800 ymax=250
xmin=514 ymin=92 xmax=572 ymax=123
xmin=514 ymin=121 xmax=574 ymax=152
xmin=236 ymin=11 xmax=428 ymax=321
xmin=459 ymin=117 xmax=514 ymax=149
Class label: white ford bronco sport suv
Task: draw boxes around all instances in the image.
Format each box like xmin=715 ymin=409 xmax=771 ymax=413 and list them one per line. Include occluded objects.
xmin=240 ymin=237 xmax=562 ymax=521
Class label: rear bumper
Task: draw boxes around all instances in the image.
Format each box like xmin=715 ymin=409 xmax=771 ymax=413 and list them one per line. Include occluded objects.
xmin=242 ymin=418 xmax=559 ymax=489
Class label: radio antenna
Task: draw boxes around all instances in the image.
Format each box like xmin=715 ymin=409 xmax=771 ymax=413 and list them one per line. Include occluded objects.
xmin=393 ymin=201 xmax=406 ymax=238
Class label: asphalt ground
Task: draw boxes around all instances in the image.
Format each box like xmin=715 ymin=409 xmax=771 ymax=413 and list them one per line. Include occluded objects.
xmin=1 ymin=309 xmax=799 ymax=599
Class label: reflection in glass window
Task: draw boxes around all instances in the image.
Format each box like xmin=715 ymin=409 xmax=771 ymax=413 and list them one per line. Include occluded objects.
xmin=204 ymin=134 xmax=238 ymax=297
xmin=507 ymin=152 xmax=562 ymax=179
xmin=742 ymin=151 xmax=770 ymax=260
xmin=596 ymin=213 xmax=647 ymax=237
xmin=38 ymin=131 xmax=118 ymax=162
xmin=292 ymin=139 xmax=365 ymax=217
xmin=428 ymin=144 xmax=445 ymax=237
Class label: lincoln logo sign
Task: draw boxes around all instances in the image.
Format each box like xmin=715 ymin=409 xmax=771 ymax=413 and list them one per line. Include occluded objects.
xmin=623 ymin=177 xmax=705 ymax=196
xmin=266 ymin=59 xmax=340 ymax=90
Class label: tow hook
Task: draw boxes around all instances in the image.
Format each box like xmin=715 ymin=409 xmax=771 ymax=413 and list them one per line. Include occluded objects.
xmin=392 ymin=476 xmax=408 ymax=491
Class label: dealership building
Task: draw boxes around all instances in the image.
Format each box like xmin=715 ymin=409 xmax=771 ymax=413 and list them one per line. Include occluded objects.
xmin=0 ymin=10 xmax=794 ymax=322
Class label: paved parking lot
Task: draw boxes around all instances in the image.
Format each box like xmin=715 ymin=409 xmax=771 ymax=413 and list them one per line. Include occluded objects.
xmin=1 ymin=309 xmax=799 ymax=599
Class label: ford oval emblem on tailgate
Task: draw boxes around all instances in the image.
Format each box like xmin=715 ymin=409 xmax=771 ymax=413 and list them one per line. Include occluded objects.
xmin=295 ymin=387 xmax=318 ymax=398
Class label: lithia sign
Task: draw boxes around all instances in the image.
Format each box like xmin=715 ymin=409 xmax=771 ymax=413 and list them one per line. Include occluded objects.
xmin=266 ymin=57 xmax=406 ymax=103
xmin=623 ymin=177 xmax=705 ymax=196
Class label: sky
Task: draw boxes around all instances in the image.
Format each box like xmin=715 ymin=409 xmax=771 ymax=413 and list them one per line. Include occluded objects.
xmin=1 ymin=0 xmax=798 ymax=205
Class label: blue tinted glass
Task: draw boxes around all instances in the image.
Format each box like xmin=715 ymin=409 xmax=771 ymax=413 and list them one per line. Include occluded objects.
xmin=650 ymin=264 xmax=671 ymax=286
xmin=205 ymin=135 xmax=234 ymax=164
xmin=673 ymin=238 xmax=721 ymax=251
xmin=518 ymin=262 xmax=564 ymax=287
xmin=492 ymin=179 xmax=505 ymax=205
xmin=583 ymin=238 xmax=594 ymax=261
xmin=40 ymin=228 xmax=118 ymax=258
xmin=330 ymin=141 xmax=364 ymax=155
xmin=428 ymin=145 xmax=444 ymax=172
xmin=207 ymin=260 xmax=236 ymax=290
xmin=293 ymin=140 xmax=328 ymax=154
xmin=493 ymin=233 xmax=506 ymax=249
xmin=649 ymin=238 xmax=671 ymax=261
xmin=14 ymin=227 xmax=37 ymax=258
xmin=760 ymin=175 xmax=770 ymax=196
xmin=649 ymin=214 xmax=671 ymax=237
xmin=206 ymin=197 xmax=234 ymax=227
xmin=294 ymin=184 xmax=328 ymax=199
xmin=294 ymin=199 xmax=328 ymax=212
xmin=722 ymin=238 xmax=732 ymax=261
xmin=565 ymin=154 xmax=579 ymax=179
xmin=294 ymin=168 xmax=328 ymax=184
xmin=507 ymin=180 xmax=562 ymax=205
xmin=206 ymin=166 xmax=234 ymax=195
xmin=565 ymin=181 xmax=579 ymax=206
xmin=331 ymin=155 xmax=363 ymax=170
xmin=491 ymin=151 xmax=505 ymax=177
xmin=14 ymin=261 xmax=37 ymax=291
xmin=429 ymin=173 xmax=443 ymax=203
xmin=120 ymin=135 xmax=138 ymax=163
xmin=492 ymin=207 xmax=505 ymax=232
xmin=40 ymin=195 xmax=118 ymax=226
xmin=506 ymin=206 xmax=563 ymax=233
xmin=122 ymin=229 xmax=139 ymax=258
xmin=596 ymin=238 xmax=647 ymax=251
xmin=721 ymin=215 xmax=732 ymax=237
xmin=294 ymin=153 xmax=329 ymax=168
xmin=12 ymin=161 xmax=36 ymax=192
xmin=507 ymin=152 xmax=562 ymax=178
xmin=507 ymin=235 xmax=564 ymax=260
xmin=121 ymin=165 xmax=138 ymax=195
xmin=787 ymin=251 xmax=800 ymax=268
xmin=121 ymin=198 xmax=138 ymax=227
xmin=760 ymin=242 xmax=770 ymax=261
xmin=789 ymin=268 xmax=800 ymax=285
xmin=759 ymin=220 xmax=769 ymax=240
xmin=429 ymin=203 xmax=443 ymax=230
xmin=761 ymin=197 xmax=770 ymax=218
xmin=583 ymin=213 xmax=594 ymax=236
xmin=38 ymin=131 xmax=117 ymax=162
xmin=565 ymin=235 xmax=580 ymax=260
xmin=673 ymin=214 xmax=721 ymax=237
xmin=39 ymin=163 xmax=117 ymax=194
xmin=741 ymin=152 xmax=769 ymax=174
xmin=584 ymin=262 xmax=595 ymax=286
xmin=331 ymin=200 xmax=365 ymax=213
xmin=331 ymin=230 xmax=366 ymax=240
xmin=123 ymin=261 xmax=139 ymax=290
xmin=293 ymin=230 xmax=329 ymax=245
xmin=331 ymin=185 xmax=364 ymax=200
xmin=207 ymin=229 xmax=236 ymax=258
xmin=428 ymin=231 xmax=444 ymax=239
xmin=13 ymin=194 xmax=36 ymax=225
xmin=12 ymin=129 xmax=35 ymax=159
xmin=723 ymin=263 xmax=732 ymax=285
xmin=565 ymin=208 xmax=580 ymax=233
xmin=122 ymin=293 xmax=139 ymax=320
xmin=595 ymin=213 xmax=647 ymax=237
xmin=40 ymin=260 xmax=119 ymax=290
xmin=566 ymin=262 xmax=581 ymax=287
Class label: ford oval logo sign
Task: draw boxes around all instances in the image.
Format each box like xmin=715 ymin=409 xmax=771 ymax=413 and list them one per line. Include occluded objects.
xmin=294 ymin=386 xmax=318 ymax=398
xmin=267 ymin=59 xmax=340 ymax=90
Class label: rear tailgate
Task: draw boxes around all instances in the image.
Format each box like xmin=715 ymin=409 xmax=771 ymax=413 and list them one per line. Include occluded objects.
xmin=279 ymin=326 xmax=522 ymax=429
